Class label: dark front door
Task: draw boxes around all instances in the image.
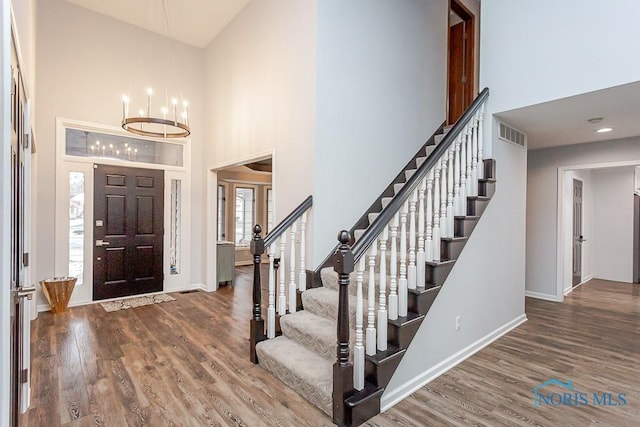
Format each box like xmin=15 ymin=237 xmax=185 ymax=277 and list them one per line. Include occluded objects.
xmin=448 ymin=0 xmax=475 ymax=124
xmin=572 ymin=179 xmax=584 ymax=287
xmin=93 ymin=164 xmax=164 ymax=300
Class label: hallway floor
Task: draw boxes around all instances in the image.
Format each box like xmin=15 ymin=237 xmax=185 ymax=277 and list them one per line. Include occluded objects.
xmin=24 ymin=274 xmax=639 ymax=426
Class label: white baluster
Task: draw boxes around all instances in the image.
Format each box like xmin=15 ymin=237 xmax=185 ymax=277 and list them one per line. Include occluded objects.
xmin=466 ymin=123 xmax=473 ymax=200
xmin=447 ymin=146 xmax=455 ymax=239
xmin=471 ymin=113 xmax=479 ymax=196
xmin=366 ymin=240 xmax=377 ymax=356
xmin=408 ymin=189 xmax=417 ymax=290
xmin=433 ymin=163 xmax=441 ymax=261
xmin=399 ymin=200 xmax=409 ymax=317
xmin=425 ymin=170 xmax=434 ymax=264
xmin=478 ymin=104 xmax=485 ymax=180
xmin=278 ymin=233 xmax=287 ymax=315
xmin=453 ymin=135 xmax=462 ymax=219
xmin=378 ymin=226 xmax=388 ymax=351
xmin=354 ymin=257 xmax=365 ymax=391
xmin=298 ymin=212 xmax=307 ymax=292
xmin=289 ymin=222 xmax=297 ymax=313
xmin=267 ymin=244 xmax=276 ymax=339
xmin=459 ymin=126 xmax=468 ymax=216
xmin=417 ymin=177 xmax=426 ymax=288
xmin=439 ymin=156 xmax=448 ymax=238
xmin=388 ymin=213 xmax=399 ymax=320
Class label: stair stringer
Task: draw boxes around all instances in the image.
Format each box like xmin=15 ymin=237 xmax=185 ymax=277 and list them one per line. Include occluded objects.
xmin=379 ymin=163 xmax=527 ymax=411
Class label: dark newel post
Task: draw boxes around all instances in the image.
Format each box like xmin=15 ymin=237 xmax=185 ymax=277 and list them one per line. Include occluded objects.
xmin=333 ymin=230 xmax=354 ymax=426
xmin=249 ymin=224 xmax=266 ymax=364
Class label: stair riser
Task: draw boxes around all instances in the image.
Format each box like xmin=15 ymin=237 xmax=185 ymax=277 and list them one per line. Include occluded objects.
xmin=478 ymin=180 xmax=496 ymax=198
xmin=426 ymin=262 xmax=454 ymax=287
xmin=388 ymin=318 xmax=422 ymax=349
xmin=441 ymin=239 xmax=467 ymax=262
xmin=484 ymin=159 xmax=496 ymax=180
xmin=365 ymin=350 xmax=406 ymax=388
xmin=454 ymin=217 xmax=479 ymax=238
xmin=467 ymin=198 xmax=490 ymax=216
xmin=408 ymin=286 xmax=441 ymax=315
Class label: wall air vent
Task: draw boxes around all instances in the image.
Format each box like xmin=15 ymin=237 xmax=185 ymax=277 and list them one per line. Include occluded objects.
xmin=498 ymin=121 xmax=526 ymax=148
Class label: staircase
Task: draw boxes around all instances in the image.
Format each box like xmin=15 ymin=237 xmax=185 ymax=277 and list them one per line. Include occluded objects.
xmin=250 ymin=89 xmax=491 ymax=425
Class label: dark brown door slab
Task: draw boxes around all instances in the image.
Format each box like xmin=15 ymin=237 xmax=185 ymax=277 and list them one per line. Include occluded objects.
xmin=94 ymin=164 xmax=164 ymax=300
xmin=572 ymin=179 xmax=583 ymax=287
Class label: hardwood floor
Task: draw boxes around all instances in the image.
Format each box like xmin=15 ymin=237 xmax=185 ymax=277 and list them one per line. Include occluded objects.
xmin=25 ymin=276 xmax=639 ymax=426
xmin=24 ymin=266 xmax=332 ymax=427
xmin=369 ymin=279 xmax=640 ymax=426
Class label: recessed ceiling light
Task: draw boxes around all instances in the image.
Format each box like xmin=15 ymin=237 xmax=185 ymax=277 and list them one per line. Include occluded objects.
xmin=596 ymin=127 xmax=613 ymax=133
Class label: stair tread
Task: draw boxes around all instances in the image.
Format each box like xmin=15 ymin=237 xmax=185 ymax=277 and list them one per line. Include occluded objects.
xmin=454 ymin=215 xmax=480 ymax=220
xmin=256 ymin=336 xmax=333 ymax=415
xmin=479 ymin=178 xmax=496 ymax=183
xmin=468 ymin=195 xmax=491 ymax=201
xmin=303 ymin=287 xmax=367 ymax=322
xmin=441 ymin=236 xmax=468 ymax=242
xmin=425 ymin=259 xmax=456 ymax=267
xmin=365 ymin=345 xmax=406 ymax=364
xmin=408 ymin=284 xmax=441 ymax=294
xmin=388 ymin=312 xmax=424 ymax=327
xmin=280 ymin=311 xmax=339 ymax=362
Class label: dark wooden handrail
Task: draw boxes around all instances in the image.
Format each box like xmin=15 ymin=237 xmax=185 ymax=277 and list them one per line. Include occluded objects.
xmin=264 ymin=195 xmax=313 ymax=248
xmin=352 ymin=87 xmax=489 ymax=261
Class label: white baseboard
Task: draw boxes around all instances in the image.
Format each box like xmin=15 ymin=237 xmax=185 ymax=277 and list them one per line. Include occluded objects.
xmin=564 ymin=275 xmax=593 ymax=295
xmin=380 ymin=314 xmax=528 ymax=412
xmin=525 ymin=290 xmax=563 ymax=302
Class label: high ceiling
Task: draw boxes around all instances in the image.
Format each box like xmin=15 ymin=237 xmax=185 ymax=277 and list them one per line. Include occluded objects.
xmin=65 ymin=0 xmax=250 ymax=48
xmin=496 ymin=81 xmax=640 ymax=151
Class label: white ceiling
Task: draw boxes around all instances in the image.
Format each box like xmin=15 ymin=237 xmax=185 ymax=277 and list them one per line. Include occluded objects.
xmin=65 ymin=0 xmax=250 ymax=48
xmin=496 ymin=81 xmax=640 ymax=150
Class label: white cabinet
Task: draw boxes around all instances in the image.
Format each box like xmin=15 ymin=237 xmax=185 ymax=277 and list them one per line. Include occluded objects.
xmin=216 ymin=241 xmax=235 ymax=286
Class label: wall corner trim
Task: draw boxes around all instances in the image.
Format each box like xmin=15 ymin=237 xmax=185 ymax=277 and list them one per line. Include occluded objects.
xmin=525 ymin=290 xmax=563 ymax=302
xmin=380 ymin=313 xmax=528 ymax=412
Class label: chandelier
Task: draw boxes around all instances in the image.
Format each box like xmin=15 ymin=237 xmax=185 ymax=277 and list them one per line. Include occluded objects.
xmin=121 ymin=90 xmax=189 ymax=138
xmin=120 ymin=0 xmax=190 ymax=139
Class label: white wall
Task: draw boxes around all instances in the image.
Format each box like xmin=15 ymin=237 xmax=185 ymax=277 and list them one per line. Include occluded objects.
xmin=481 ymin=0 xmax=640 ymax=114
xmin=203 ymin=0 xmax=317 ymax=281
xmin=314 ymin=0 xmax=447 ymax=264
xmin=527 ymin=138 xmax=640 ymax=298
xmin=562 ymin=170 xmax=593 ymax=293
xmin=35 ymin=0 xmax=205 ymax=303
xmin=593 ymin=167 xmax=635 ymax=282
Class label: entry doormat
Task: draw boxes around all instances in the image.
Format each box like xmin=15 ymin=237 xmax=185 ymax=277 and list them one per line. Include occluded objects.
xmin=100 ymin=294 xmax=176 ymax=312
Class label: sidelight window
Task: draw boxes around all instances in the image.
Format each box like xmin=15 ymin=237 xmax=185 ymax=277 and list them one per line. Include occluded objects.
xmin=170 ymin=179 xmax=181 ymax=275
xmin=69 ymin=172 xmax=85 ymax=285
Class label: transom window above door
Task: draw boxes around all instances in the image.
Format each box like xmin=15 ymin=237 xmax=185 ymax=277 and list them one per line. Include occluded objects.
xmin=65 ymin=128 xmax=184 ymax=167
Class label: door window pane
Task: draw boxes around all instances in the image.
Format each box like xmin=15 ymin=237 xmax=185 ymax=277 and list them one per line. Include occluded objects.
xmin=69 ymin=172 xmax=84 ymax=285
xmin=218 ymin=184 xmax=226 ymax=240
xmin=235 ymin=187 xmax=254 ymax=246
xmin=170 ymin=179 xmax=181 ymax=275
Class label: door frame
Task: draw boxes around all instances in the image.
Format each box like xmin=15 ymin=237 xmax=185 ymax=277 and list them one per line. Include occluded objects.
xmin=206 ymin=150 xmax=275 ymax=291
xmin=447 ymin=0 xmax=477 ymax=125
xmin=50 ymin=117 xmax=192 ymax=310
xmin=556 ymin=160 xmax=640 ymax=301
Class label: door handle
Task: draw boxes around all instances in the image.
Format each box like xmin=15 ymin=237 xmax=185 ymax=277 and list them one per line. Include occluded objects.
xmin=95 ymin=239 xmax=110 ymax=247
xmin=15 ymin=285 xmax=36 ymax=300
xmin=579 ymin=236 xmax=587 ymax=243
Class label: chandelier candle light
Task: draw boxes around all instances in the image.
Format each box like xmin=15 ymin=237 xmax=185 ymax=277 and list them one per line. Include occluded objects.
xmin=121 ymin=89 xmax=190 ymax=138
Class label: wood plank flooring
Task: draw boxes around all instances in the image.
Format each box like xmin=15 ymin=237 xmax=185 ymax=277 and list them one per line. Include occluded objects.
xmin=369 ymin=279 xmax=640 ymax=426
xmin=24 ymin=275 xmax=639 ymax=426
